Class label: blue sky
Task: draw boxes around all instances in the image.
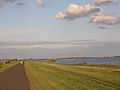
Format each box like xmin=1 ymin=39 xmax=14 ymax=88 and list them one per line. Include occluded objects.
xmin=0 ymin=0 xmax=120 ymax=59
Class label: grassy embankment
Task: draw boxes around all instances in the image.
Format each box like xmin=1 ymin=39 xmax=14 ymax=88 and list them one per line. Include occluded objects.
xmin=25 ymin=62 xmax=120 ymax=90
xmin=0 ymin=61 xmax=18 ymax=73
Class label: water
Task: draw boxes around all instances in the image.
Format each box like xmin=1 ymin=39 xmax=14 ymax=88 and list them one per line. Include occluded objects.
xmin=56 ymin=58 xmax=120 ymax=65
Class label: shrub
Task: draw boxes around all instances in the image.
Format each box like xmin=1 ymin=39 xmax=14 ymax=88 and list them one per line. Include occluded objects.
xmin=78 ymin=62 xmax=88 ymax=65
xmin=50 ymin=60 xmax=56 ymax=62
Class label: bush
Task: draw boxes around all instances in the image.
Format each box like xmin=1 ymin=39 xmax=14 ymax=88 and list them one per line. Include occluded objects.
xmin=83 ymin=62 xmax=87 ymax=64
xmin=50 ymin=60 xmax=56 ymax=62
xmin=78 ymin=62 xmax=87 ymax=65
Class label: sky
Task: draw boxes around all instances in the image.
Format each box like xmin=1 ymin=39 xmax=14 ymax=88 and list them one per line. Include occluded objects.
xmin=0 ymin=0 xmax=120 ymax=59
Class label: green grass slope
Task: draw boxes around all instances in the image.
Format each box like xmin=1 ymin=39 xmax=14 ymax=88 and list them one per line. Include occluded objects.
xmin=0 ymin=62 xmax=17 ymax=73
xmin=25 ymin=62 xmax=120 ymax=90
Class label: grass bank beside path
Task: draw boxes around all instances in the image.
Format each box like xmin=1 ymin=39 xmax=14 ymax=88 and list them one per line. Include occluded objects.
xmin=25 ymin=62 xmax=120 ymax=90
xmin=0 ymin=62 xmax=18 ymax=73
xmin=71 ymin=63 xmax=120 ymax=69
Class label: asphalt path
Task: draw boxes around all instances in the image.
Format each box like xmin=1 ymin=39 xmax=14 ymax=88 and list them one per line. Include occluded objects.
xmin=0 ymin=64 xmax=31 ymax=90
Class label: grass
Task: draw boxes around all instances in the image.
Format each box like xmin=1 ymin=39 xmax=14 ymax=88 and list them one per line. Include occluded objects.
xmin=0 ymin=61 xmax=18 ymax=73
xmin=73 ymin=63 xmax=120 ymax=69
xmin=25 ymin=62 xmax=120 ymax=90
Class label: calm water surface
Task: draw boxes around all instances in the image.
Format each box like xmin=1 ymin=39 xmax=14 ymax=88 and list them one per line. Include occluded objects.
xmin=56 ymin=58 xmax=120 ymax=65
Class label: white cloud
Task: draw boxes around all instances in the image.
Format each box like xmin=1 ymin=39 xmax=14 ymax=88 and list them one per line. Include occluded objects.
xmin=36 ymin=0 xmax=45 ymax=7
xmin=94 ymin=11 xmax=114 ymax=16
xmin=0 ymin=40 xmax=93 ymax=50
xmin=0 ymin=0 xmax=16 ymax=3
xmin=0 ymin=40 xmax=119 ymax=49
xmin=0 ymin=40 xmax=120 ymax=59
xmin=55 ymin=4 xmax=101 ymax=20
xmin=0 ymin=0 xmax=26 ymax=6
xmin=17 ymin=1 xmax=26 ymax=6
xmin=0 ymin=29 xmax=22 ymax=37
xmin=91 ymin=14 xmax=120 ymax=25
xmin=0 ymin=44 xmax=77 ymax=49
xmin=0 ymin=0 xmax=15 ymax=6
xmin=0 ymin=28 xmax=41 ymax=37
xmin=94 ymin=0 xmax=117 ymax=5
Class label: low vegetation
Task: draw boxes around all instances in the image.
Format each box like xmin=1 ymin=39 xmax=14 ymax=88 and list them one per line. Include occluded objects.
xmin=0 ymin=61 xmax=18 ymax=73
xmin=50 ymin=60 xmax=56 ymax=62
xmin=25 ymin=62 xmax=120 ymax=90
xmin=71 ymin=63 xmax=120 ymax=69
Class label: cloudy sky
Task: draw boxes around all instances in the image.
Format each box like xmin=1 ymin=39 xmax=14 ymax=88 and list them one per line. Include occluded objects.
xmin=0 ymin=0 xmax=120 ymax=59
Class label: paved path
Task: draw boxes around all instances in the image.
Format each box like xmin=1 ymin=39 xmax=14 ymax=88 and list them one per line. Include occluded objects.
xmin=0 ymin=64 xmax=31 ymax=90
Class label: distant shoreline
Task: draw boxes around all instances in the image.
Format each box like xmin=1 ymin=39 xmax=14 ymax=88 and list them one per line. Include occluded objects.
xmin=0 ymin=56 xmax=120 ymax=61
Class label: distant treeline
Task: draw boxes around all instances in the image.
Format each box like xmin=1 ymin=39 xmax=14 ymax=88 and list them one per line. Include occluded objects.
xmin=0 ymin=56 xmax=120 ymax=61
xmin=54 ymin=56 xmax=120 ymax=60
